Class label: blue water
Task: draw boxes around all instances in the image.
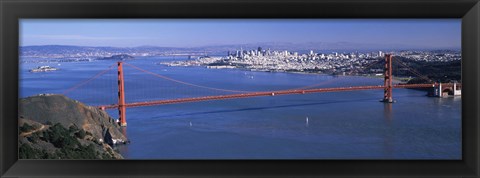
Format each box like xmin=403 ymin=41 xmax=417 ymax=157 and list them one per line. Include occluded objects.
xmin=20 ymin=56 xmax=462 ymax=159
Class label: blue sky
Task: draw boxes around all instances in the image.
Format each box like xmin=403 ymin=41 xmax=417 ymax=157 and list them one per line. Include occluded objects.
xmin=20 ymin=19 xmax=461 ymax=49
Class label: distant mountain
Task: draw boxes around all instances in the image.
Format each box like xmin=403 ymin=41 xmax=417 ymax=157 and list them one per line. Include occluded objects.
xmin=196 ymin=41 xmax=458 ymax=52
xmin=22 ymin=45 xmax=125 ymax=54
xmin=20 ymin=45 xmax=193 ymax=58
xmin=20 ymin=43 xmax=460 ymax=58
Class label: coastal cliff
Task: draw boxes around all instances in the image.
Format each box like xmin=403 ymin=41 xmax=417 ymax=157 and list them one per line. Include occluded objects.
xmin=18 ymin=94 xmax=128 ymax=159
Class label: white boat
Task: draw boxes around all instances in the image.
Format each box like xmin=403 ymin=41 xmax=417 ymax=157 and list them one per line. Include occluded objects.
xmin=29 ymin=66 xmax=58 ymax=72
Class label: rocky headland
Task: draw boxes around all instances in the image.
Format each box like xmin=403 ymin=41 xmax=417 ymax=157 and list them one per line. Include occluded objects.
xmin=18 ymin=94 xmax=128 ymax=159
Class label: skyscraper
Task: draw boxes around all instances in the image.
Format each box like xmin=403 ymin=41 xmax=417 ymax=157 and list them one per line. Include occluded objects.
xmin=240 ymin=47 xmax=244 ymax=59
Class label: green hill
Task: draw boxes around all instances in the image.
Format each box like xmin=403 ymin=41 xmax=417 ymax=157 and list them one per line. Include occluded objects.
xmin=18 ymin=94 xmax=128 ymax=159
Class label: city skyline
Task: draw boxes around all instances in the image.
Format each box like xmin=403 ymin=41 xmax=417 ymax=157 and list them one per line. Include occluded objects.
xmin=20 ymin=19 xmax=461 ymax=50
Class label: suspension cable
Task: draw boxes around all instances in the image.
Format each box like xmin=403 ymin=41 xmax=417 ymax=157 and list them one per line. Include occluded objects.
xmin=290 ymin=76 xmax=344 ymax=90
xmin=123 ymin=63 xmax=250 ymax=93
xmin=124 ymin=62 xmax=342 ymax=93
xmin=62 ymin=64 xmax=116 ymax=95
xmin=349 ymin=58 xmax=383 ymax=74
xmin=392 ymin=57 xmax=433 ymax=82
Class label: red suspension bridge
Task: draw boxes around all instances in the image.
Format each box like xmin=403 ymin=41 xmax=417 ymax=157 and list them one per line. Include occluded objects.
xmin=62 ymin=54 xmax=461 ymax=127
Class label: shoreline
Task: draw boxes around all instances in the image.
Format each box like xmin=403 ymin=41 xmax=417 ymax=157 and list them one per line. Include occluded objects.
xmin=165 ymin=63 xmax=409 ymax=84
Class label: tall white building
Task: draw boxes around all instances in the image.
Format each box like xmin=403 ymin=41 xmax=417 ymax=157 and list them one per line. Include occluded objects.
xmin=240 ymin=47 xmax=244 ymax=59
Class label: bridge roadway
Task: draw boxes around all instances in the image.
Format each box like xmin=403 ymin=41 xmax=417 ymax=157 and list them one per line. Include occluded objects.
xmin=98 ymin=83 xmax=453 ymax=109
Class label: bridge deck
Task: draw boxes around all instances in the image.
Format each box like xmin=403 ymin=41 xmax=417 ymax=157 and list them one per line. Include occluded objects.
xmin=99 ymin=83 xmax=447 ymax=109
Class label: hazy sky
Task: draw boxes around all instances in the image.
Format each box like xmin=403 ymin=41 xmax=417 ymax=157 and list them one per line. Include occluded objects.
xmin=20 ymin=19 xmax=461 ymax=49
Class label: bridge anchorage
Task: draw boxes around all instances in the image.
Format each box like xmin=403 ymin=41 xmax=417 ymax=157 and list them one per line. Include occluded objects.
xmin=90 ymin=54 xmax=460 ymax=127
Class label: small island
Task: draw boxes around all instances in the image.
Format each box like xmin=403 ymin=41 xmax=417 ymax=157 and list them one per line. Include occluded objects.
xmin=98 ymin=54 xmax=135 ymax=61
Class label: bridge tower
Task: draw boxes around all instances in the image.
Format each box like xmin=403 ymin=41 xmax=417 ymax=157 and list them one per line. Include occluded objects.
xmin=382 ymin=54 xmax=394 ymax=103
xmin=117 ymin=62 xmax=127 ymax=126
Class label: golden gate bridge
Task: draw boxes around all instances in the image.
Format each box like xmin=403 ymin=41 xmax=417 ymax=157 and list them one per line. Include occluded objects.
xmin=62 ymin=54 xmax=461 ymax=127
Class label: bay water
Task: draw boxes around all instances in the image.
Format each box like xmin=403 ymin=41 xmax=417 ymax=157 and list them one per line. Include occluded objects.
xmin=20 ymin=56 xmax=461 ymax=159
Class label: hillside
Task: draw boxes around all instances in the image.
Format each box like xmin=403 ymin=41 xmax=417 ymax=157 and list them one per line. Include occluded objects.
xmin=357 ymin=57 xmax=461 ymax=83
xmin=18 ymin=94 xmax=128 ymax=159
xmin=98 ymin=54 xmax=135 ymax=60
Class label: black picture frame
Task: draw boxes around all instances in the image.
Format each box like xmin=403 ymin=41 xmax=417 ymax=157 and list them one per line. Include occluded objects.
xmin=1 ymin=0 xmax=479 ymax=177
